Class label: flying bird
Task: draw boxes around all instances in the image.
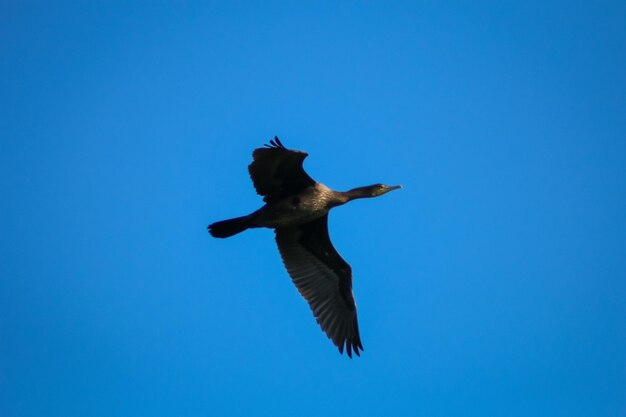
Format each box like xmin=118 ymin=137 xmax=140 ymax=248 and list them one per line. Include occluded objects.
xmin=208 ymin=137 xmax=401 ymax=357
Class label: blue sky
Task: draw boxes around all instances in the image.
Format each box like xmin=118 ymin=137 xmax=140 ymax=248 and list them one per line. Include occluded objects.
xmin=1 ymin=1 xmax=625 ymax=416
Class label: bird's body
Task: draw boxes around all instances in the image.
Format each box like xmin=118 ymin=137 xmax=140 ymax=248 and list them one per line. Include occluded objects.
xmin=251 ymin=183 xmax=341 ymax=228
xmin=208 ymin=137 xmax=400 ymax=357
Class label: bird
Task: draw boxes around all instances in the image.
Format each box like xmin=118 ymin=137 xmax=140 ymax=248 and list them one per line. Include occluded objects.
xmin=208 ymin=137 xmax=401 ymax=357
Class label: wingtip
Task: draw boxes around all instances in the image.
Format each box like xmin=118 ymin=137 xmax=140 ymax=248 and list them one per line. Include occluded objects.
xmin=264 ymin=136 xmax=286 ymax=149
xmin=338 ymin=340 xmax=363 ymax=358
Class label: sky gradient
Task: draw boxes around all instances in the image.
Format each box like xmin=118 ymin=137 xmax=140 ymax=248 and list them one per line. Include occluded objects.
xmin=1 ymin=1 xmax=625 ymax=416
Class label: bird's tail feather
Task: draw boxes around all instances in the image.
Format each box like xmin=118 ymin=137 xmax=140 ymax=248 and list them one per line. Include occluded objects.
xmin=208 ymin=216 xmax=251 ymax=238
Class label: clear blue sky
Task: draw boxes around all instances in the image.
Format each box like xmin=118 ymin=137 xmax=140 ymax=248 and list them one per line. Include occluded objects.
xmin=1 ymin=1 xmax=625 ymax=416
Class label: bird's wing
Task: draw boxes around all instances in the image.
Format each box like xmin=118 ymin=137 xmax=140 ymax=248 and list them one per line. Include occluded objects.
xmin=274 ymin=215 xmax=363 ymax=357
xmin=248 ymin=137 xmax=316 ymax=203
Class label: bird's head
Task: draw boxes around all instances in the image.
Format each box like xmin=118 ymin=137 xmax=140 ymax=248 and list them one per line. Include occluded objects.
xmin=369 ymin=183 xmax=403 ymax=197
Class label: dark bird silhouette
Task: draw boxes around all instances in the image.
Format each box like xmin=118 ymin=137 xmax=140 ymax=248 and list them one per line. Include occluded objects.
xmin=208 ymin=137 xmax=401 ymax=357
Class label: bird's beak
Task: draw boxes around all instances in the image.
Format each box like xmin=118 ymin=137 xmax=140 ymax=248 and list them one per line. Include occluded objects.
xmin=388 ymin=185 xmax=402 ymax=191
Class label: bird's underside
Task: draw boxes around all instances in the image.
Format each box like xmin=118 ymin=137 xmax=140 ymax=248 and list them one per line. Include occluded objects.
xmin=208 ymin=137 xmax=400 ymax=357
xmin=248 ymin=138 xmax=362 ymax=356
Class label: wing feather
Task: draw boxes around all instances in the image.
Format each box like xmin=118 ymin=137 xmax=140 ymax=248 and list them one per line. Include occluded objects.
xmin=248 ymin=137 xmax=316 ymax=203
xmin=274 ymin=215 xmax=363 ymax=357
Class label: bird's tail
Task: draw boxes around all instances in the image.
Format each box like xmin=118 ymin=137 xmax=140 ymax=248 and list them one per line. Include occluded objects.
xmin=208 ymin=215 xmax=251 ymax=238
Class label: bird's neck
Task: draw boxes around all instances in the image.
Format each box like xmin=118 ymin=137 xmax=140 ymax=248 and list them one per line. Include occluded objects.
xmin=337 ymin=186 xmax=376 ymax=203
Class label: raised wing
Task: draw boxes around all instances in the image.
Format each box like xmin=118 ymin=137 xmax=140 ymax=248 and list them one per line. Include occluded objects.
xmin=248 ymin=137 xmax=316 ymax=203
xmin=274 ymin=215 xmax=363 ymax=357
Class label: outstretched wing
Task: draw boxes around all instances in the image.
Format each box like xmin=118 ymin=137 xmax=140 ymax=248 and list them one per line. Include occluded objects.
xmin=274 ymin=215 xmax=363 ymax=357
xmin=248 ymin=137 xmax=316 ymax=203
